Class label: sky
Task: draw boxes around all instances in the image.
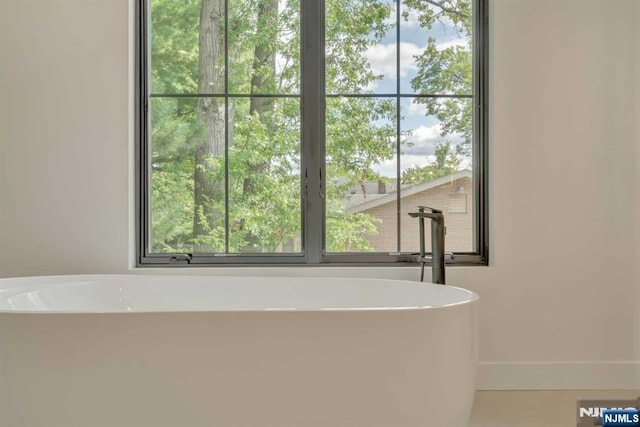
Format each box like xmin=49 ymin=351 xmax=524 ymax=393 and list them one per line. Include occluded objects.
xmin=272 ymin=0 xmax=473 ymax=178
xmin=272 ymin=0 xmax=474 ymax=178
xmin=358 ymin=1 xmax=472 ymax=177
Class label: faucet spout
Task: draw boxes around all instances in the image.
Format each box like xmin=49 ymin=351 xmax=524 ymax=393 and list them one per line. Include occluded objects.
xmin=408 ymin=206 xmax=447 ymax=284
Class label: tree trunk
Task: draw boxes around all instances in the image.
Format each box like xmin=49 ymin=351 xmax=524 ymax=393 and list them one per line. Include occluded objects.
xmin=249 ymin=0 xmax=278 ymax=114
xmin=242 ymin=0 xmax=278 ymax=252
xmin=193 ymin=0 xmax=226 ymax=250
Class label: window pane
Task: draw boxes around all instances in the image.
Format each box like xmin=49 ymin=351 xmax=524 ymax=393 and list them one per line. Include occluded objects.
xmin=325 ymin=97 xmax=398 ymax=253
xmin=228 ymin=97 xmax=302 ymax=253
xmin=228 ymin=0 xmax=300 ymax=95
xmin=150 ymin=0 xmax=224 ymax=95
xmin=400 ymin=97 xmax=473 ymax=253
xmin=149 ymin=96 xmax=227 ymax=254
xmin=399 ymin=0 xmax=473 ymax=94
xmin=326 ymin=0 xmax=396 ymax=95
xmin=142 ymin=0 xmax=485 ymax=264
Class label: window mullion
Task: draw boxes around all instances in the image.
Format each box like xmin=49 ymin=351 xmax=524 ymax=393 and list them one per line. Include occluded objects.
xmin=137 ymin=0 xmax=488 ymax=267
xmin=224 ymin=0 xmax=230 ymax=254
xmin=301 ymin=0 xmax=325 ymax=264
xmin=395 ymin=0 xmax=401 ymax=253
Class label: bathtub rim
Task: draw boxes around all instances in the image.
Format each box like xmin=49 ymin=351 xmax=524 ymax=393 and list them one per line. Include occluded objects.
xmin=0 ymin=274 xmax=479 ymax=314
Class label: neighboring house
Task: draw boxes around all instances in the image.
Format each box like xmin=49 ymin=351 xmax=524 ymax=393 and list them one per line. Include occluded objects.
xmin=345 ymin=170 xmax=474 ymax=253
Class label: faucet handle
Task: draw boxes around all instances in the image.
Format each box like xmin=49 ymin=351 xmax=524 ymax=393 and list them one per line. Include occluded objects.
xmin=417 ymin=205 xmax=443 ymax=214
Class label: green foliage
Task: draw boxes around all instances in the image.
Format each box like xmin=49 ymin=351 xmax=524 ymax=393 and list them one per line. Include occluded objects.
xmin=227 ymin=97 xmax=301 ymax=252
xmin=326 ymin=211 xmax=380 ymax=252
xmin=150 ymin=0 xmax=200 ymax=94
xmin=326 ymin=0 xmax=393 ymax=94
xmin=151 ymin=97 xmax=202 ymax=160
xmin=406 ymin=0 xmax=473 ymax=152
xmin=401 ymin=141 xmax=464 ymax=185
xmin=149 ymin=0 xmax=473 ymax=254
xmin=323 ymin=0 xmax=397 ymax=251
xmin=151 ymin=164 xmax=195 ymax=252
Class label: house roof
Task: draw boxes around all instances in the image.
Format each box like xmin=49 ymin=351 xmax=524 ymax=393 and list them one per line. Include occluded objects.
xmin=345 ymin=169 xmax=472 ymax=214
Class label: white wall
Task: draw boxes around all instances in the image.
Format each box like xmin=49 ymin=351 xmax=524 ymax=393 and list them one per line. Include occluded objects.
xmin=635 ymin=0 xmax=640 ymax=364
xmin=1 ymin=0 xmax=638 ymax=389
xmin=0 ymin=0 xmax=131 ymax=274
xmin=472 ymin=0 xmax=638 ymax=389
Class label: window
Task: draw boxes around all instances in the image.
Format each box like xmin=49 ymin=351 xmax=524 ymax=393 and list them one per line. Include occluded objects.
xmin=136 ymin=0 xmax=488 ymax=265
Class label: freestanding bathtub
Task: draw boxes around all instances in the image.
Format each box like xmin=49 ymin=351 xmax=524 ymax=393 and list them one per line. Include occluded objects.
xmin=0 ymin=274 xmax=478 ymax=427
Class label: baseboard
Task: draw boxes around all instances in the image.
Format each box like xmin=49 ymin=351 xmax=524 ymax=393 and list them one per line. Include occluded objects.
xmin=476 ymin=361 xmax=640 ymax=390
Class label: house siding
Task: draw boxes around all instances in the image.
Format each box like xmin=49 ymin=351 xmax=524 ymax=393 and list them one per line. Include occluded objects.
xmin=359 ymin=176 xmax=474 ymax=253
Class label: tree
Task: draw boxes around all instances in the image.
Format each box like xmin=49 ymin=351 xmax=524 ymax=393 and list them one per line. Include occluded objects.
xmin=192 ymin=0 xmax=226 ymax=252
xmin=148 ymin=0 xmax=473 ymax=254
xmin=404 ymin=0 xmax=473 ymax=154
xmin=401 ymin=141 xmax=464 ymax=185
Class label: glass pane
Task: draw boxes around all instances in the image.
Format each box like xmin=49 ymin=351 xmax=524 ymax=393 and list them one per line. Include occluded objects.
xmin=400 ymin=97 xmax=473 ymax=253
xmin=228 ymin=97 xmax=302 ymax=253
xmin=325 ymin=97 xmax=398 ymax=253
xmin=399 ymin=0 xmax=473 ymax=94
xmin=150 ymin=0 xmax=225 ymax=95
xmin=149 ymin=96 xmax=227 ymax=254
xmin=326 ymin=0 xmax=396 ymax=95
xmin=228 ymin=0 xmax=300 ymax=95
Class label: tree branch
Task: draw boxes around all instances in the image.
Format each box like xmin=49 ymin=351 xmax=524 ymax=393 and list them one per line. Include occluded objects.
xmin=421 ymin=0 xmax=469 ymax=19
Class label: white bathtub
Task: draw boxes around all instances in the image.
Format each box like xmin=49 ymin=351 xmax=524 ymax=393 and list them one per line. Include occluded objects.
xmin=0 ymin=275 xmax=478 ymax=427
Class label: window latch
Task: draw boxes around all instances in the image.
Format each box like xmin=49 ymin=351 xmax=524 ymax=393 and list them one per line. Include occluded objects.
xmin=304 ymin=168 xmax=308 ymax=198
xmin=169 ymin=254 xmax=192 ymax=264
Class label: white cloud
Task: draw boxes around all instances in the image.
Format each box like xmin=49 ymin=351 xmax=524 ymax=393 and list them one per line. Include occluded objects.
xmin=406 ymin=101 xmax=428 ymax=117
xmin=407 ymin=124 xmax=441 ymax=146
xmin=400 ymin=7 xmax=421 ymax=28
xmin=365 ymin=37 xmax=468 ymax=81
xmin=387 ymin=4 xmax=421 ymax=28
xmin=365 ymin=42 xmax=424 ymax=78
xmin=373 ymin=129 xmax=471 ymax=177
xmin=402 ymin=124 xmax=465 ymax=155
xmin=399 ymin=154 xmax=437 ymax=173
xmin=374 ymin=152 xmax=471 ymax=178
xmin=374 ymin=153 xmax=446 ymax=178
xmin=437 ymin=37 xmax=470 ymax=51
xmin=373 ymin=158 xmax=398 ymax=178
xmin=365 ymin=43 xmax=396 ymax=78
xmin=458 ymin=157 xmax=472 ymax=169
xmin=384 ymin=2 xmax=397 ymax=26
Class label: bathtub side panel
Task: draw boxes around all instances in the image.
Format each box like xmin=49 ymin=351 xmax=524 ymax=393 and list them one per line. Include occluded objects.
xmin=0 ymin=305 xmax=477 ymax=427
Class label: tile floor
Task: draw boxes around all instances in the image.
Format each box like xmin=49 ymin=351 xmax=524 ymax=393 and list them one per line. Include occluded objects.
xmin=469 ymin=390 xmax=640 ymax=427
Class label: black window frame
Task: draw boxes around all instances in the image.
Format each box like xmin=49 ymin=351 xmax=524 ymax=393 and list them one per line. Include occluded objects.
xmin=135 ymin=0 xmax=489 ymax=267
